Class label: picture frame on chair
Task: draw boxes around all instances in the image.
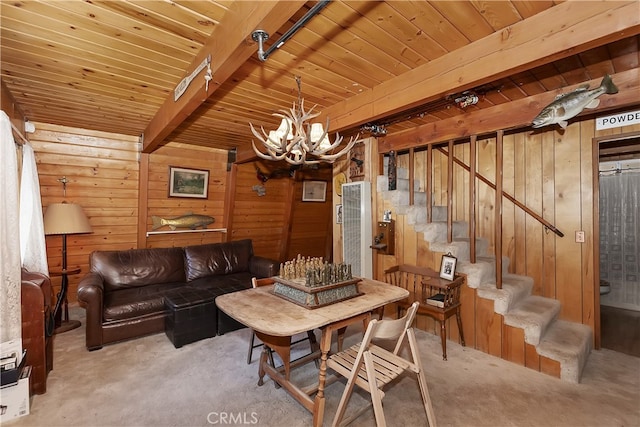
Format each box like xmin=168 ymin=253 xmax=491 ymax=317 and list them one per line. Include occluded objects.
xmin=439 ymin=253 xmax=457 ymax=281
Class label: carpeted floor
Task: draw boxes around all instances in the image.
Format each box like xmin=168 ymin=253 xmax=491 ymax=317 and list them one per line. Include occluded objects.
xmin=6 ymin=306 xmax=640 ymax=427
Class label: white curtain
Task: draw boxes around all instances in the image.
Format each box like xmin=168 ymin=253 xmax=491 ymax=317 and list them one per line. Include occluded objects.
xmin=20 ymin=142 xmax=49 ymax=275
xmin=0 ymin=111 xmax=22 ymax=343
xmin=600 ymin=172 xmax=640 ymax=311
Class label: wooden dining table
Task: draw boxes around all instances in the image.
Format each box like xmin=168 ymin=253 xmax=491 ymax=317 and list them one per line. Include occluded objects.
xmin=216 ymin=278 xmax=409 ymax=427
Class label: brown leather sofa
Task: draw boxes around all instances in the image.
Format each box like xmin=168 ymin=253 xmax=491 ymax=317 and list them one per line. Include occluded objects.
xmin=77 ymin=239 xmax=279 ymax=351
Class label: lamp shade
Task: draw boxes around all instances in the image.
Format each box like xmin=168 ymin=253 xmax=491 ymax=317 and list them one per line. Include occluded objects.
xmin=43 ymin=203 xmax=92 ymax=235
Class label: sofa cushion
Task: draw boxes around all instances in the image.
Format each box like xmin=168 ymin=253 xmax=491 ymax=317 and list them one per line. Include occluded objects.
xmin=184 ymin=239 xmax=253 ymax=282
xmin=90 ymin=247 xmax=186 ymax=292
xmin=103 ymin=282 xmax=183 ymax=322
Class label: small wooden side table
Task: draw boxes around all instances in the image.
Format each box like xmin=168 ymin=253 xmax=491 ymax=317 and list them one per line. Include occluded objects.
xmin=50 ymin=267 xmax=81 ymax=334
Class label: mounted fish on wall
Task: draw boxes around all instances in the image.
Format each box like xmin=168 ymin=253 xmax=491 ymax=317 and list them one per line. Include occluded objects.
xmin=151 ymin=212 xmax=214 ymax=230
xmin=532 ymin=74 xmax=619 ymax=130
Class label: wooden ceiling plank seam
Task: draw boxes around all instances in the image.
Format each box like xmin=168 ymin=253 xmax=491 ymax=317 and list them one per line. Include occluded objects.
xmin=384 ymin=0 xmax=470 ymax=53
xmin=365 ymin=1 xmax=449 ymax=61
xmin=51 ymin=0 xmax=211 ymax=54
xmin=287 ymin=20 xmax=409 ymax=82
xmin=320 ymin=1 xmax=640 ymax=132
xmin=236 ymin=54 xmax=361 ymax=103
xmin=6 ymin=103 xmax=155 ymax=129
xmin=530 ymin=63 xmax=568 ymax=91
xmin=428 ymin=0 xmax=495 ymax=43
xmin=2 ymin=67 xmax=167 ymax=108
xmin=115 ymin=0 xmax=226 ymax=39
xmin=578 ymin=45 xmax=617 ymax=80
xmin=32 ymin=121 xmax=141 ymax=142
xmin=470 ymin=0 xmax=524 ymax=32
xmin=3 ymin=91 xmax=155 ymax=119
xmin=2 ymin=3 xmax=197 ymax=66
xmin=3 ymin=45 xmax=178 ymax=97
xmin=319 ymin=1 xmax=433 ymax=68
xmin=608 ymin=36 xmax=640 ymax=71
xmin=554 ymin=56 xmax=592 ymax=85
xmin=237 ymin=56 xmax=360 ymax=106
xmin=261 ymin=37 xmax=384 ymax=90
xmin=511 ymin=0 xmax=557 ymax=19
xmin=2 ymin=38 xmax=178 ymax=89
xmin=0 ymin=16 xmax=189 ymax=76
xmin=141 ymin=0 xmax=308 ymax=152
xmin=500 ymin=73 xmax=540 ymax=98
xmin=172 ymin=0 xmax=232 ymax=22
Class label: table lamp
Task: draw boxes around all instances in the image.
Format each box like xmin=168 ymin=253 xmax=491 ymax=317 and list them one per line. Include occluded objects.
xmin=43 ymin=201 xmax=92 ymax=333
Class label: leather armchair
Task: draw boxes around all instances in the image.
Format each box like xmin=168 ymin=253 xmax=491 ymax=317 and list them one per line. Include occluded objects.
xmin=21 ymin=268 xmax=54 ymax=395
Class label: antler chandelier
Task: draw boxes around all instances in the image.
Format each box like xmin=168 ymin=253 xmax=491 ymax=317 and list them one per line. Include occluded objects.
xmin=250 ymin=76 xmax=360 ymax=165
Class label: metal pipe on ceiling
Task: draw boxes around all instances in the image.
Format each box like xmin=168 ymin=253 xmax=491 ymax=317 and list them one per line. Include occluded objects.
xmin=253 ymin=0 xmax=331 ymax=62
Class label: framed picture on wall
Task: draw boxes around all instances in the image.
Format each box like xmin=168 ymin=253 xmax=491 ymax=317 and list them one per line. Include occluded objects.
xmin=169 ymin=166 xmax=209 ymax=199
xmin=302 ymin=181 xmax=327 ymax=202
xmin=336 ymin=204 xmax=343 ymax=224
xmin=439 ymin=253 xmax=457 ymax=281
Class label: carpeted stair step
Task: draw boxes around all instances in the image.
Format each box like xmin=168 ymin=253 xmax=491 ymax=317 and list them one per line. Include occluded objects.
xmin=457 ymin=255 xmax=510 ymax=288
xmin=429 ymin=237 xmax=490 ymax=262
xmin=415 ymin=220 xmax=469 ymax=242
xmin=406 ymin=204 xmax=448 ymax=224
xmin=377 ymin=173 xmax=419 ymax=193
xmin=477 ymin=273 xmax=534 ymax=314
xmin=536 ymin=320 xmax=593 ymax=383
xmin=504 ymin=296 xmax=561 ymax=346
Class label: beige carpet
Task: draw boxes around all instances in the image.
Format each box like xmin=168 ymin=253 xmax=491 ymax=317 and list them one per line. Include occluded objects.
xmin=6 ymin=306 xmax=640 ymax=427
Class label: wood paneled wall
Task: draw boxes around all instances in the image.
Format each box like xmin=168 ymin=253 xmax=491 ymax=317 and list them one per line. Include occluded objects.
xmin=371 ymin=117 xmax=640 ymax=339
xmin=286 ymin=167 xmax=334 ymax=262
xmin=144 ymin=144 xmax=228 ymax=249
xmin=226 ymin=162 xmax=334 ymax=263
xmin=31 ymin=122 xmax=140 ymax=303
xmin=227 ymin=162 xmax=290 ymax=261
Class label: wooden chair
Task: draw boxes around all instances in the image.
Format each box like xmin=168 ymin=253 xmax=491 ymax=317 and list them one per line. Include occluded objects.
xmin=384 ymin=264 xmax=465 ymax=361
xmin=327 ymin=301 xmax=436 ymax=427
xmin=246 ymin=277 xmax=318 ymax=366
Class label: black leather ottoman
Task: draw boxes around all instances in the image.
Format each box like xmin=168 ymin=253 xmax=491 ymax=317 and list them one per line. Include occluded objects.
xmin=164 ymin=287 xmax=217 ymax=348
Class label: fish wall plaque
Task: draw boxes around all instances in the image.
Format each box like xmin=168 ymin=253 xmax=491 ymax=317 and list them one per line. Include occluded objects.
xmin=151 ymin=212 xmax=214 ymax=230
xmin=532 ymin=74 xmax=618 ymax=130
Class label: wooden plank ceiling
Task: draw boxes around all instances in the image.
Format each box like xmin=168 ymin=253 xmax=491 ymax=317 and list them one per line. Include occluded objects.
xmin=1 ymin=1 xmax=639 ymax=158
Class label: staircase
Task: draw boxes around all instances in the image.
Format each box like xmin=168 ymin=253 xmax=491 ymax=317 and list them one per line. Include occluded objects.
xmin=377 ymin=170 xmax=592 ymax=383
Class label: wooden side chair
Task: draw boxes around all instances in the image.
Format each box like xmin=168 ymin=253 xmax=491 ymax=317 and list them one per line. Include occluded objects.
xmin=246 ymin=277 xmax=318 ymax=366
xmin=327 ymin=301 xmax=437 ymax=427
xmin=384 ymin=264 xmax=465 ymax=360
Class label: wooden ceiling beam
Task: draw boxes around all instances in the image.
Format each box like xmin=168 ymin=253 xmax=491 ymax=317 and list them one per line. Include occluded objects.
xmin=378 ymin=68 xmax=640 ymax=153
xmin=141 ymin=1 xmax=307 ymax=153
xmin=319 ymin=1 xmax=640 ymax=132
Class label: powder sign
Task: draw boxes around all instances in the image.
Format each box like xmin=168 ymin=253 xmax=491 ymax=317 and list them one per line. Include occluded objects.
xmin=596 ymin=109 xmax=640 ymax=130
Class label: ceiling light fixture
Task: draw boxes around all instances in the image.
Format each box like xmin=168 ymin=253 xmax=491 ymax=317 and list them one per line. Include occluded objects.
xmin=250 ymin=76 xmax=361 ymax=165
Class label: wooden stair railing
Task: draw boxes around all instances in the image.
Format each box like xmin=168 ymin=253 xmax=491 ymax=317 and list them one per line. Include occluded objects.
xmin=437 ymin=147 xmax=564 ymax=238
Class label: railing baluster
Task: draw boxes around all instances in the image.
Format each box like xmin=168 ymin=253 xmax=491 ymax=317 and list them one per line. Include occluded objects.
xmin=426 ymin=145 xmax=433 ymax=223
xmin=447 ymin=140 xmax=454 ymax=243
xmin=496 ymin=130 xmax=504 ymax=290
xmin=469 ymin=135 xmax=477 ymax=264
